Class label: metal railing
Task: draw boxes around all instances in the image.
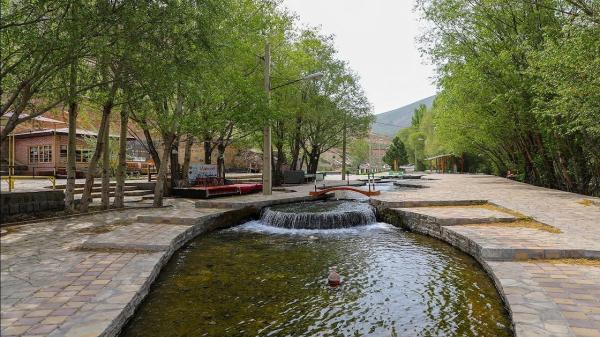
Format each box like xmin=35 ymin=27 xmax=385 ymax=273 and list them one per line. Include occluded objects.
xmin=1 ymin=165 xmax=57 ymax=192
xmin=1 ymin=175 xmax=56 ymax=192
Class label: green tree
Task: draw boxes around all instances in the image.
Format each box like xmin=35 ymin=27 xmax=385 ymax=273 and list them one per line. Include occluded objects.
xmin=383 ymin=137 xmax=409 ymax=168
xmin=348 ymin=139 xmax=370 ymax=169
xmin=418 ymin=0 xmax=600 ymax=195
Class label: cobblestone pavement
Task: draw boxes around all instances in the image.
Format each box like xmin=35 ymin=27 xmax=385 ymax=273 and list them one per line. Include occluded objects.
xmin=0 ymin=185 xmax=330 ymax=337
xmin=1 ymin=174 xmax=599 ymax=337
xmin=375 ymin=174 xmax=600 ymax=337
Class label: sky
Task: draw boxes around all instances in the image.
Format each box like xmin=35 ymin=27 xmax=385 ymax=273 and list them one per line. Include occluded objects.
xmin=283 ymin=0 xmax=437 ymax=114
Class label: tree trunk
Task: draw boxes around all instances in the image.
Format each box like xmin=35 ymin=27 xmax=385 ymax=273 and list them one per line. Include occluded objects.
xmin=203 ymin=135 xmax=213 ymax=164
xmin=64 ymin=61 xmax=78 ymax=213
xmin=153 ymin=133 xmax=175 ymax=207
xmin=143 ymin=128 xmax=161 ymax=171
xmin=181 ymin=136 xmax=194 ymax=185
xmin=217 ymin=141 xmax=226 ymax=178
xmin=300 ymin=151 xmax=307 ymax=171
xmin=113 ymin=104 xmax=129 ymax=208
xmin=290 ymin=115 xmax=302 ymax=170
xmin=65 ymin=101 xmax=78 ymax=212
xmin=273 ymin=140 xmax=285 ymax=186
xmin=101 ymin=119 xmax=111 ymax=209
xmin=307 ymin=148 xmax=320 ymax=174
xmin=169 ymin=135 xmax=181 ymax=187
xmin=79 ymin=95 xmax=115 ymax=212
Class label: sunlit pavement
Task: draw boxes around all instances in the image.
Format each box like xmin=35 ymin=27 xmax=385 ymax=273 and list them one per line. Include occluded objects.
xmin=1 ymin=174 xmax=599 ymax=336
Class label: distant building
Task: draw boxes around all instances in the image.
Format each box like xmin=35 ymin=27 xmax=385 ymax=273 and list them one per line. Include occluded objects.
xmin=12 ymin=127 xmax=136 ymax=176
xmin=2 ymin=111 xmax=263 ymax=177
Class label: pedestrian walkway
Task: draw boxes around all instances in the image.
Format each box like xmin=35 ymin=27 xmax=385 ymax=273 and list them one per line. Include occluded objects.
xmin=374 ymin=174 xmax=600 ymax=337
xmin=1 ymin=174 xmax=599 ymax=337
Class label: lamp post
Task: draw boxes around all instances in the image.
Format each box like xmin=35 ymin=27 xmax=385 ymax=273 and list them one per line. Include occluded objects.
xmin=415 ymin=137 xmax=425 ymax=172
xmin=262 ymin=42 xmax=323 ymax=195
xmin=378 ymin=138 xmax=383 ymax=172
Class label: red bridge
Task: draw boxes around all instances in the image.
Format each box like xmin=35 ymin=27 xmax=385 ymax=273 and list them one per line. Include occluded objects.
xmin=309 ymin=186 xmax=381 ymax=197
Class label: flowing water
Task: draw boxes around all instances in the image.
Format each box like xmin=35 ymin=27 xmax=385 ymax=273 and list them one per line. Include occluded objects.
xmin=260 ymin=201 xmax=376 ymax=229
xmin=121 ymin=220 xmax=512 ymax=337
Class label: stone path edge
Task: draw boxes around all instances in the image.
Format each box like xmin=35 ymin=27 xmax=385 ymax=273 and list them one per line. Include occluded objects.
xmin=0 ymin=205 xmax=162 ymax=228
xmin=376 ymin=205 xmax=600 ymax=260
xmin=96 ymin=207 xmax=257 ymax=337
xmin=101 ymin=195 xmax=328 ymax=337
xmin=376 ymin=206 xmax=521 ymax=336
xmin=376 ymin=205 xmax=599 ymax=337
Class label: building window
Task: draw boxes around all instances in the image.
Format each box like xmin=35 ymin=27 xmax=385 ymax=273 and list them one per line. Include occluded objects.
xmin=29 ymin=145 xmax=52 ymax=163
xmin=60 ymin=145 xmax=68 ymax=163
xmin=59 ymin=145 xmax=93 ymax=163
xmin=76 ymin=149 xmax=93 ymax=163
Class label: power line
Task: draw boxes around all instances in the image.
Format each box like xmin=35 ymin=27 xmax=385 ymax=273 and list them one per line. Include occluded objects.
xmin=371 ymin=121 xmax=409 ymax=128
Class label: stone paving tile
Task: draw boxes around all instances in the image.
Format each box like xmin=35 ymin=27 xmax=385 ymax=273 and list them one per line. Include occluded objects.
xmin=394 ymin=206 xmax=517 ymax=225
xmin=1 ymin=199 xmax=223 ymax=337
xmin=81 ymin=223 xmax=191 ymax=251
xmin=450 ymin=226 xmax=599 ymax=255
xmin=2 ymin=175 xmax=600 ymax=337
xmin=373 ymin=174 xmax=600 ymax=248
xmin=489 ymin=261 xmax=600 ymax=337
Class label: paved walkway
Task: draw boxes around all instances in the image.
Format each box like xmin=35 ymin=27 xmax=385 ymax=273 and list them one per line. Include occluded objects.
xmin=374 ymin=174 xmax=600 ymax=337
xmin=1 ymin=174 xmax=599 ymax=337
xmin=0 ymin=183 xmax=340 ymax=337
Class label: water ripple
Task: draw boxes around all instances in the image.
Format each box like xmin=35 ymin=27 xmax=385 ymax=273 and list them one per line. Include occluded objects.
xmin=121 ymin=221 xmax=512 ymax=337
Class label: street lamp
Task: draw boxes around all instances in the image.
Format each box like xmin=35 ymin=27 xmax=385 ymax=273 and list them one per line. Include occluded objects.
xmin=378 ymin=138 xmax=383 ymax=171
xmin=415 ymin=137 xmax=425 ymax=172
xmin=262 ymin=42 xmax=323 ymax=195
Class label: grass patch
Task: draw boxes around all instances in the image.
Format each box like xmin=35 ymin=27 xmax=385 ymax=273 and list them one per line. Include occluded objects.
xmin=577 ymin=198 xmax=598 ymax=207
xmin=528 ymin=258 xmax=600 ymax=266
xmin=463 ymin=219 xmax=562 ymax=233
xmin=0 ymin=226 xmax=23 ymax=237
xmin=424 ymin=203 xmax=528 ymax=218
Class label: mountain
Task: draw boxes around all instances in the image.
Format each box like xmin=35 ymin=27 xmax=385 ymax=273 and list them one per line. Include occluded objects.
xmin=371 ymin=95 xmax=436 ymax=137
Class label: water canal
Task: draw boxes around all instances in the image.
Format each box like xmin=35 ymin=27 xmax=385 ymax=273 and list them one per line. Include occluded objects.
xmin=121 ymin=201 xmax=512 ymax=337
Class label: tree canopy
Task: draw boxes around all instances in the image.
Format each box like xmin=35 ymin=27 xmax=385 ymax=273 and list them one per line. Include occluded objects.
xmin=383 ymin=136 xmax=409 ymax=169
xmin=417 ymin=0 xmax=600 ymax=195
xmin=1 ymin=0 xmax=374 ymax=207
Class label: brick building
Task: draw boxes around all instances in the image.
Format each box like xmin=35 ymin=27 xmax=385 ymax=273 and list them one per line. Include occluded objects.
xmin=12 ymin=127 xmax=136 ymax=176
xmin=2 ymin=110 xmax=262 ymax=177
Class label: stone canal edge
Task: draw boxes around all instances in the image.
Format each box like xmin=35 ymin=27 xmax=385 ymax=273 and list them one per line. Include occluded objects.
xmin=2 ymin=192 xmax=599 ymax=337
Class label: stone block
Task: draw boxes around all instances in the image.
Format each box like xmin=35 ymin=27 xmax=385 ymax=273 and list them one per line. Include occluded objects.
xmin=9 ymin=203 xmax=19 ymax=214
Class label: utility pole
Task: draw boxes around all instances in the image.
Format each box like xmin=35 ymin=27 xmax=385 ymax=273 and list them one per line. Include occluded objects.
xmin=262 ymin=42 xmax=272 ymax=195
xmin=341 ymin=115 xmax=347 ymax=181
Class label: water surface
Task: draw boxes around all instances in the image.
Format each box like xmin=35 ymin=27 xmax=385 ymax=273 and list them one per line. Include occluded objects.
xmin=121 ymin=222 xmax=511 ymax=337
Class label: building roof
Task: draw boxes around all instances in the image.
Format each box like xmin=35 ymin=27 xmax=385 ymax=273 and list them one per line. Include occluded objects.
xmin=14 ymin=128 xmax=135 ymax=140
xmin=1 ymin=112 xmax=66 ymax=124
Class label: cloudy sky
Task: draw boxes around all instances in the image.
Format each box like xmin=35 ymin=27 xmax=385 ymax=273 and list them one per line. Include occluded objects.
xmin=283 ymin=0 xmax=437 ymax=114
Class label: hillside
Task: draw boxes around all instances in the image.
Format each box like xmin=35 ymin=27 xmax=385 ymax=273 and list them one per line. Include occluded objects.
xmin=372 ymin=95 xmax=436 ymax=137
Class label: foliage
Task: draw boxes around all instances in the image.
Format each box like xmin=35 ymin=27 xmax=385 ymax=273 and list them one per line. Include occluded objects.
xmin=348 ymin=139 xmax=370 ymax=168
xmin=82 ymin=136 xmax=119 ymax=174
xmin=418 ymin=0 xmax=600 ymax=195
xmin=383 ymin=136 xmax=409 ymax=168
xmin=1 ymin=0 xmax=374 ymax=202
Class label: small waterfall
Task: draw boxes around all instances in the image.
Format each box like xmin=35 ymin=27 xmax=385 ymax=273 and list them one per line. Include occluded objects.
xmin=260 ymin=201 xmax=377 ymax=229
